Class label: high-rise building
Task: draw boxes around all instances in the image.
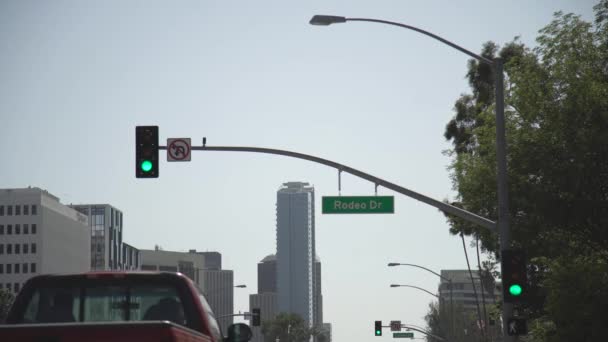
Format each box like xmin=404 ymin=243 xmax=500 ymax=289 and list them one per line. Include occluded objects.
xmin=314 ymin=258 xmax=323 ymax=328
xmin=200 ymin=251 xmax=222 ymax=270
xmin=201 ymin=268 xmax=234 ymax=330
xmin=249 ymin=292 xmax=278 ymax=342
xmin=276 ymin=182 xmax=317 ymax=328
xmin=71 ymin=204 xmax=139 ymax=270
xmin=250 ymin=254 xmax=279 ymax=342
xmin=0 ymin=187 xmax=90 ymax=294
xmin=258 ymin=254 xmax=277 ymax=294
xmin=321 ymin=323 xmax=332 ymax=342
xmin=439 ymin=269 xmax=499 ymax=312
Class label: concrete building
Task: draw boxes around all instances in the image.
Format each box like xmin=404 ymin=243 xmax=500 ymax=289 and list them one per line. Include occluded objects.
xmin=71 ymin=204 xmax=139 ymax=271
xmin=200 ymin=251 xmax=222 ymax=270
xmin=314 ymin=258 xmax=323 ymax=328
xmin=201 ymin=268 xmax=234 ymax=330
xmin=321 ymin=323 xmax=332 ymax=342
xmin=258 ymin=254 xmax=277 ymax=294
xmin=276 ymin=182 xmax=318 ymax=329
xmin=0 ymin=187 xmax=90 ymax=294
xmin=439 ymin=269 xmax=498 ymax=313
xmin=249 ymin=292 xmax=278 ymax=342
xmin=250 ymin=254 xmax=278 ymax=342
xmin=139 ymin=247 xmax=206 ymax=286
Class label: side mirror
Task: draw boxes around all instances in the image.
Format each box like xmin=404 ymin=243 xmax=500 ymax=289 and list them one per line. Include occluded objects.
xmin=225 ymin=323 xmax=253 ymax=342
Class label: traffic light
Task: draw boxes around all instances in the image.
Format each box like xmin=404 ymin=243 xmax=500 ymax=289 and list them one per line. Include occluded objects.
xmin=136 ymin=126 xmax=159 ymax=178
xmin=374 ymin=321 xmax=382 ymax=336
xmin=501 ymin=249 xmax=527 ymax=303
xmin=252 ymin=308 xmax=261 ymax=327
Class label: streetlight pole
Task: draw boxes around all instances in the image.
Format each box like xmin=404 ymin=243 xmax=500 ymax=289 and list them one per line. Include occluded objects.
xmin=311 ymin=15 xmax=512 ymax=341
xmin=390 ymin=284 xmax=449 ymax=341
xmin=388 ymin=263 xmax=454 ymax=340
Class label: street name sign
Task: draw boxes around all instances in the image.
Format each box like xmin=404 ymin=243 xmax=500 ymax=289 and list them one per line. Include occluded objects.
xmin=393 ymin=332 xmax=414 ymax=338
xmin=322 ymin=196 xmax=394 ymax=214
xmin=390 ymin=321 xmax=401 ymax=331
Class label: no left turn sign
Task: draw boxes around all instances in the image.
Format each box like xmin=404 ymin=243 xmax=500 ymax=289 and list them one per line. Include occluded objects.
xmin=167 ymin=138 xmax=191 ymax=161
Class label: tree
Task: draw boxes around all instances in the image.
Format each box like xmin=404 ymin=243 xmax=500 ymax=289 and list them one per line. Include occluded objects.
xmin=261 ymin=312 xmax=318 ymax=342
xmin=443 ymin=1 xmax=608 ymax=341
xmin=0 ymin=289 xmax=15 ymax=323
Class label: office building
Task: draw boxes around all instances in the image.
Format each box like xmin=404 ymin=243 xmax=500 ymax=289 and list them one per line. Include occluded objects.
xmin=201 ymin=268 xmax=234 ymax=330
xmin=314 ymin=258 xmax=323 ymax=328
xmin=0 ymin=187 xmax=90 ymax=294
xmin=258 ymin=254 xmax=277 ymax=294
xmin=250 ymin=254 xmax=278 ymax=342
xmin=200 ymin=251 xmax=222 ymax=270
xmin=321 ymin=323 xmax=332 ymax=342
xmin=71 ymin=204 xmax=140 ymax=271
xmin=249 ymin=292 xmax=278 ymax=342
xmin=439 ymin=270 xmax=498 ymax=312
xmin=139 ymin=247 xmax=206 ymax=286
xmin=276 ymin=182 xmax=318 ymax=328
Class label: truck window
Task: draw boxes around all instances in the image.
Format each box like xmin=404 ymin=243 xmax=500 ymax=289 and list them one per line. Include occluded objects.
xmin=23 ymin=287 xmax=80 ymax=323
xmin=19 ymin=283 xmax=186 ymax=327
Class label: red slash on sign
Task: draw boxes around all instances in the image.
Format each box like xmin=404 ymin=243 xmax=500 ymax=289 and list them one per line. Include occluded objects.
xmin=167 ymin=138 xmax=191 ymax=161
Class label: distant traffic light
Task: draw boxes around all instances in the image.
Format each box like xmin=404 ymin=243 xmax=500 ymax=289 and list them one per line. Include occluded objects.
xmin=501 ymin=249 xmax=527 ymax=303
xmin=375 ymin=321 xmax=382 ymax=336
xmin=252 ymin=308 xmax=261 ymax=327
xmin=136 ymin=126 xmax=159 ymax=178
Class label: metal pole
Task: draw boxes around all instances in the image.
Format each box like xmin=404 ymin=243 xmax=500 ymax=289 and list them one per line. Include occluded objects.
xmin=494 ymin=57 xmax=513 ymax=341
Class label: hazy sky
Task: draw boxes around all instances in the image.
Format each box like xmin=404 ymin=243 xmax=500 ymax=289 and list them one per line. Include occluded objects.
xmin=0 ymin=1 xmax=596 ymax=340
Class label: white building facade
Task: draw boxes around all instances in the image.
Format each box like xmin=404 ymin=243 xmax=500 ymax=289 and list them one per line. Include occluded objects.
xmin=276 ymin=182 xmax=317 ymax=328
xmin=0 ymin=188 xmax=90 ymax=294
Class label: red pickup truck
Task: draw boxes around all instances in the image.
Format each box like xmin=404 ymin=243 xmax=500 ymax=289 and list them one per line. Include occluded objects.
xmin=0 ymin=272 xmax=252 ymax=342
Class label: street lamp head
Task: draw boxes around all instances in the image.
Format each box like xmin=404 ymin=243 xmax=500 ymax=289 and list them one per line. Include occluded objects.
xmin=309 ymin=15 xmax=347 ymax=26
xmin=390 ymin=284 xmax=401 ymax=288
xmin=387 ymin=262 xmax=400 ymax=267
xmin=235 ymin=285 xmax=247 ymax=288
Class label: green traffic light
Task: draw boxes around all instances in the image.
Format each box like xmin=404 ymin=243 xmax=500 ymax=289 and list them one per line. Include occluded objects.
xmin=376 ymin=330 xmax=381 ymax=335
xmin=140 ymin=160 xmax=153 ymax=172
xmin=509 ymin=284 xmax=523 ymax=296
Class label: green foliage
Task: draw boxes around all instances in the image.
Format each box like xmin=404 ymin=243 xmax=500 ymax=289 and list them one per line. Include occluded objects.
xmin=443 ymin=1 xmax=608 ymax=341
xmin=261 ymin=312 xmax=319 ymax=342
xmin=0 ymin=289 xmax=15 ymax=323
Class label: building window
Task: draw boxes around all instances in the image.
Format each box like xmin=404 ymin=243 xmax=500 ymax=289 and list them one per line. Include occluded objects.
xmin=24 ymin=224 xmax=29 ymax=234
xmin=0 ymin=264 xmax=3 ymax=274
xmin=14 ymin=283 xmax=19 ymax=293
xmin=0 ymin=225 xmax=3 ymax=235
xmin=0 ymin=205 xmax=3 ymax=216
xmin=23 ymin=243 xmax=28 ymax=254
xmin=15 ymin=224 xmax=20 ymax=235
xmin=31 ymin=263 xmax=36 ymax=273
xmin=7 ymin=225 xmax=12 ymax=235
xmin=15 ymin=205 xmax=21 ymax=216
xmin=15 ymin=263 xmax=20 ymax=273
xmin=23 ymin=263 xmax=28 ymax=273
xmin=0 ymin=244 xmax=3 ymax=254
xmin=31 ymin=205 xmax=37 ymax=215
xmin=7 ymin=205 xmax=12 ymax=216
xmin=31 ymin=243 xmax=37 ymax=254
xmin=32 ymin=224 xmax=37 ymax=234
xmin=7 ymin=264 xmax=12 ymax=274
xmin=7 ymin=244 xmax=12 ymax=254
xmin=15 ymin=244 xmax=20 ymax=254
xmin=23 ymin=205 xmax=29 ymax=215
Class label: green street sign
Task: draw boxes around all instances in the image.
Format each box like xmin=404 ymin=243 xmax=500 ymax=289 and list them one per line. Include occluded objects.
xmin=393 ymin=332 xmax=414 ymax=338
xmin=322 ymin=196 xmax=394 ymax=214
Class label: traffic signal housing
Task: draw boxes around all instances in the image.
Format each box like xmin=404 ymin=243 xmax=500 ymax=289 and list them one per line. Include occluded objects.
xmin=252 ymin=308 xmax=261 ymax=327
xmin=501 ymin=249 xmax=527 ymax=303
xmin=374 ymin=321 xmax=382 ymax=336
xmin=136 ymin=126 xmax=159 ymax=178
